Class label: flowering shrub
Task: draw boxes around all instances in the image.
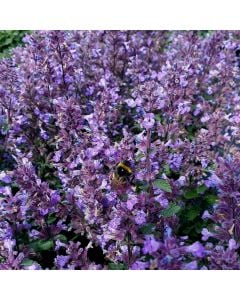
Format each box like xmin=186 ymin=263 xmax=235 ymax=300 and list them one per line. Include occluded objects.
xmin=0 ymin=30 xmax=240 ymax=269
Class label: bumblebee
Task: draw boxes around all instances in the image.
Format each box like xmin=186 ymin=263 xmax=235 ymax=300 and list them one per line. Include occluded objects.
xmin=110 ymin=161 xmax=134 ymax=188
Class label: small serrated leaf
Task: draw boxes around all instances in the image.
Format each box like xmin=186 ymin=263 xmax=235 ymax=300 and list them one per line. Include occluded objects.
xmin=136 ymin=180 xmax=149 ymax=193
xmin=153 ymin=179 xmax=172 ymax=193
xmin=54 ymin=234 xmax=67 ymax=243
xmin=108 ymin=263 xmax=127 ymax=270
xmin=185 ymin=208 xmax=199 ymax=221
xmin=160 ymin=203 xmax=181 ymax=217
xmin=183 ymin=189 xmax=198 ymax=199
xmin=21 ymin=259 xmax=35 ymax=267
xmin=38 ymin=240 xmax=54 ymax=251
xmin=47 ymin=214 xmax=57 ymax=225
xmin=163 ymin=164 xmax=171 ymax=176
xmin=29 ymin=239 xmax=54 ymax=252
xmin=154 ymin=114 xmax=162 ymax=122
xmin=205 ymin=194 xmax=218 ymax=204
xmin=196 ymin=184 xmax=208 ymax=194
xmin=140 ymin=223 xmax=155 ymax=235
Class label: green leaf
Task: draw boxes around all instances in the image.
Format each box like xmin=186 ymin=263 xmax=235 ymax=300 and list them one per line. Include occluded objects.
xmin=154 ymin=114 xmax=162 ymax=122
xmin=0 ymin=31 xmax=30 ymax=58
xmin=205 ymin=194 xmax=218 ymax=205
xmin=160 ymin=203 xmax=181 ymax=217
xmin=196 ymin=184 xmax=208 ymax=194
xmin=38 ymin=240 xmax=54 ymax=251
xmin=54 ymin=234 xmax=67 ymax=243
xmin=29 ymin=239 xmax=54 ymax=252
xmin=132 ymin=122 xmax=142 ymax=133
xmin=185 ymin=208 xmax=199 ymax=221
xmin=136 ymin=180 xmax=149 ymax=193
xmin=1 ymin=122 xmax=9 ymax=133
xmin=108 ymin=263 xmax=127 ymax=270
xmin=140 ymin=223 xmax=155 ymax=235
xmin=71 ymin=234 xmax=81 ymax=241
xmin=21 ymin=259 xmax=35 ymax=267
xmin=198 ymin=30 xmax=211 ymax=38
xmin=153 ymin=179 xmax=172 ymax=193
xmin=183 ymin=189 xmax=198 ymax=199
xmin=163 ymin=164 xmax=171 ymax=176
xmin=2 ymin=38 xmax=13 ymax=46
xmin=47 ymin=214 xmax=57 ymax=225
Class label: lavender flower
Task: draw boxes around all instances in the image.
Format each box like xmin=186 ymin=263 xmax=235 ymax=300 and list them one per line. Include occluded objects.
xmin=0 ymin=30 xmax=240 ymax=269
xmin=143 ymin=235 xmax=161 ymax=254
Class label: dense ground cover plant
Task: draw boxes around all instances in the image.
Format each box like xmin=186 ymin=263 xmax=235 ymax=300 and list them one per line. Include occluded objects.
xmin=0 ymin=30 xmax=240 ymax=269
xmin=0 ymin=30 xmax=28 ymax=58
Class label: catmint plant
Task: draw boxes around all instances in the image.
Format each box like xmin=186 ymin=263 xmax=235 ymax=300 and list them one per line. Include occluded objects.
xmin=0 ymin=30 xmax=240 ymax=269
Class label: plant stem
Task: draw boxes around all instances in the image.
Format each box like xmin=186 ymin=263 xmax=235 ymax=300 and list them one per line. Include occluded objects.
xmin=127 ymin=231 xmax=132 ymax=268
xmin=146 ymin=128 xmax=153 ymax=198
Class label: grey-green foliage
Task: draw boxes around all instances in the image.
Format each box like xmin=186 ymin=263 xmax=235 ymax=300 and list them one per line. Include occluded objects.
xmin=0 ymin=30 xmax=29 ymax=58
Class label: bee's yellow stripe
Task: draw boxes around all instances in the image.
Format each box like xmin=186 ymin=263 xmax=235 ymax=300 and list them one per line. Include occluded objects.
xmin=117 ymin=162 xmax=132 ymax=173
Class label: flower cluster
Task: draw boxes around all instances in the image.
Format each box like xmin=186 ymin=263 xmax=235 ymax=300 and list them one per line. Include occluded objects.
xmin=0 ymin=30 xmax=240 ymax=269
